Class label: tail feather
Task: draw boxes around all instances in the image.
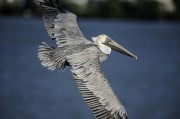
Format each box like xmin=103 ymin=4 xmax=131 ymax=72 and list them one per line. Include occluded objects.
xmin=38 ymin=42 xmax=66 ymax=71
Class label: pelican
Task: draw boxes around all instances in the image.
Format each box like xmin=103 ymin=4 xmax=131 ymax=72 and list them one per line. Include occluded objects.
xmin=37 ymin=0 xmax=137 ymax=119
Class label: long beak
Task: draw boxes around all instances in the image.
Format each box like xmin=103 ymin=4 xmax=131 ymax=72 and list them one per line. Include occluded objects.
xmin=105 ymin=40 xmax=138 ymax=60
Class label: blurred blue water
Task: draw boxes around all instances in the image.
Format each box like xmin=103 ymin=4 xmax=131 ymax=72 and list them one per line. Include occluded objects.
xmin=0 ymin=17 xmax=180 ymax=119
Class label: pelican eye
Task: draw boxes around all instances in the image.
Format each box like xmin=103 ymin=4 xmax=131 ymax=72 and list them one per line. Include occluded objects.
xmin=105 ymin=37 xmax=111 ymax=43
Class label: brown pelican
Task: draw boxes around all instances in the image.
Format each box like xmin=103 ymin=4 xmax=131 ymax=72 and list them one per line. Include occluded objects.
xmin=37 ymin=0 xmax=137 ymax=119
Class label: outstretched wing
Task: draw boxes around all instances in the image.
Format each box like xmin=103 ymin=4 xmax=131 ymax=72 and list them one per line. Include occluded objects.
xmin=67 ymin=46 xmax=128 ymax=119
xmin=37 ymin=0 xmax=90 ymax=47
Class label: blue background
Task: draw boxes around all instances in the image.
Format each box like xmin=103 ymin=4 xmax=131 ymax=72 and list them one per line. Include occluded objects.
xmin=0 ymin=17 xmax=180 ymax=119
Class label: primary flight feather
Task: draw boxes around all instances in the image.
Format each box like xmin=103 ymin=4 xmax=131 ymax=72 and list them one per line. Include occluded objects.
xmin=37 ymin=0 xmax=137 ymax=119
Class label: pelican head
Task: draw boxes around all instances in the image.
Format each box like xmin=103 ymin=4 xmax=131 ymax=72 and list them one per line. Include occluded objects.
xmin=92 ymin=34 xmax=137 ymax=59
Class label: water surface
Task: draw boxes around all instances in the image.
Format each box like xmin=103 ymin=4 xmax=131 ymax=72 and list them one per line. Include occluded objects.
xmin=0 ymin=17 xmax=180 ymax=119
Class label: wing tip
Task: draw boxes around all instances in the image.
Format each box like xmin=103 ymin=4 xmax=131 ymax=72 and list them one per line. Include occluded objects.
xmin=37 ymin=0 xmax=68 ymax=13
xmin=122 ymin=113 xmax=128 ymax=119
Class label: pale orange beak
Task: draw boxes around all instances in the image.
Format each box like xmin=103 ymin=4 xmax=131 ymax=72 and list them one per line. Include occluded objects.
xmin=105 ymin=39 xmax=137 ymax=60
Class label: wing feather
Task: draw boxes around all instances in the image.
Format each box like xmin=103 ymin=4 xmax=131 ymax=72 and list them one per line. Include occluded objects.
xmin=37 ymin=0 xmax=90 ymax=47
xmin=67 ymin=47 xmax=128 ymax=119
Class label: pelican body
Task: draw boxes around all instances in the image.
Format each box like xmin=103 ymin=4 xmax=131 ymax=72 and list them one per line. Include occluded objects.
xmin=37 ymin=0 xmax=137 ymax=119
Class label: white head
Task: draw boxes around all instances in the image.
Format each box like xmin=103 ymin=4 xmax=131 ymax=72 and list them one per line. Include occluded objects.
xmin=92 ymin=34 xmax=138 ymax=59
xmin=92 ymin=34 xmax=111 ymax=55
